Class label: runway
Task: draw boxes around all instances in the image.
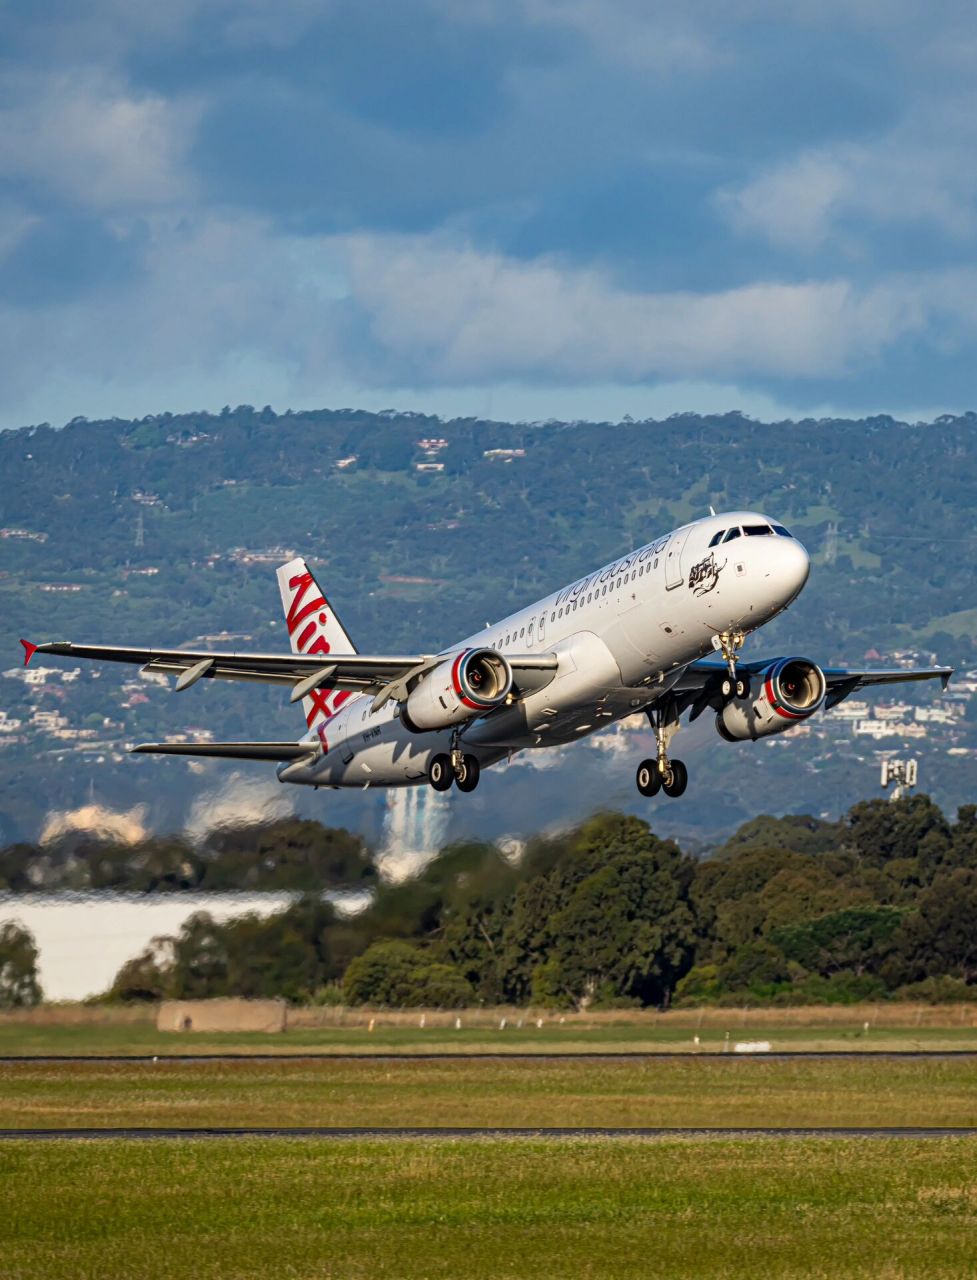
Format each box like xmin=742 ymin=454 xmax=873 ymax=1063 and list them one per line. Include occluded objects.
xmin=3 ymin=1125 xmax=976 ymax=1141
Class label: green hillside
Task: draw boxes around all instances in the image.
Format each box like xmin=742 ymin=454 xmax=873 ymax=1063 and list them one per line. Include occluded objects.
xmin=0 ymin=406 xmax=973 ymax=843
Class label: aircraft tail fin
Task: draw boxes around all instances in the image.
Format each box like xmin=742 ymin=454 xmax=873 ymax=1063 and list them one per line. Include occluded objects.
xmin=276 ymin=557 xmax=358 ymax=731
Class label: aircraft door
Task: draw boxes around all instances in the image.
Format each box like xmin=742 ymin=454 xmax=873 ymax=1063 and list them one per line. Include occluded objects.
xmin=664 ymin=526 xmax=692 ymax=590
xmin=538 ymin=611 xmax=546 ymax=645
xmin=526 ymin=616 xmax=535 ymax=648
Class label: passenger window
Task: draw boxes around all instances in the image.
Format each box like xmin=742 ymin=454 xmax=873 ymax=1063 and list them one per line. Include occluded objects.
xmin=722 ymin=528 xmax=741 ymax=543
xmin=744 ymin=524 xmax=772 ymax=536
xmin=550 ymin=612 xmax=555 ymax=622
xmin=708 ymin=531 xmax=725 ymax=547
xmin=520 ymin=627 xmax=525 ymax=637
xmin=653 ymin=558 xmax=658 ymax=568
xmin=773 ymin=524 xmax=793 ymax=538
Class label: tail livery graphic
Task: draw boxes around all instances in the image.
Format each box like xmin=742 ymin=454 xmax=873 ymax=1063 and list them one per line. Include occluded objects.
xmin=276 ymin=558 xmax=358 ymax=732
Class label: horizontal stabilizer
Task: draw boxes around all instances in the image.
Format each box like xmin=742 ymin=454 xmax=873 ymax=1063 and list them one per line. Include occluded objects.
xmin=131 ymin=741 xmax=317 ymax=762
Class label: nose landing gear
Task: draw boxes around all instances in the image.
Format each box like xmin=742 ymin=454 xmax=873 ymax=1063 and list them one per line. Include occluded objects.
xmin=715 ymin=629 xmax=749 ymax=701
xmin=637 ymin=698 xmax=688 ymax=799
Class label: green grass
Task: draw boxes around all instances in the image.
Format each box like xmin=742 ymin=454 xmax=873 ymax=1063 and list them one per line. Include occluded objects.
xmin=4 ymin=1056 xmax=977 ymax=1129
xmin=912 ymin=605 xmax=977 ymax=640
xmin=3 ymin=1138 xmax=977 ymax=1278
xmin=6 ymin=1008 xmax=977 ymax=1057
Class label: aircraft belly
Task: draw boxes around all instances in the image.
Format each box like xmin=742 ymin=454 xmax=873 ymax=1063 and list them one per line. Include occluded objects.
xmin=464 ymin=630 xmax=625 ymax=748
xmin=290 ymin=717 xmax=509 ymax=788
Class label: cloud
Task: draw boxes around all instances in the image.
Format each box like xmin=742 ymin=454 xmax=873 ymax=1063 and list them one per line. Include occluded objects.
xmin=341 ymin=234 xmax=935 ymax=382
xmin=4 ymin=214 xmax=977 ymax=429
xmin=1 ymin=1 xmax=977 ymax=423
xmin=717 ymin=100 xmax=977 ymax=252
xmin=0 ymin=70 xmax=198 ymax=210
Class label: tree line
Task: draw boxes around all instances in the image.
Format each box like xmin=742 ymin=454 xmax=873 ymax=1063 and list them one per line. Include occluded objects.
xmin=108 ymin=795 xmax=977 ymax=1008
xmin=5 ymin=794 xmax=977 ymax=1010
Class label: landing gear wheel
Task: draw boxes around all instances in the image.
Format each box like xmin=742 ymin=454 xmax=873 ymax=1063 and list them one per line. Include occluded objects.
xmin=662 ymin=758 xmax=688 ymax=798
xmin=428 ymin=754 xmax=454 ymax=791
xmin=722 ymin=675 xmax=750 ymax=703
xmin=636 ymin=758 xmax=662 ymax=797
xmin=455 ymin=754 xmax=480 ymax=793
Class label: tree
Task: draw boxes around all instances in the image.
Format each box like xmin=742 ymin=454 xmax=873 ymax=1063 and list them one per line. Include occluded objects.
xmin=846 ymin=796 xmax=951 ymax=878
xmin=717 ymin=942 xmax=791 ymax=996
xmin=167 ymin=912 xmax=229 ymax=998
xmin=771 ymin=907 xmax=904 ymax=978
xmin=887 ymin=869 xmax=977 ymax=986
xmin=343 ymin=941 xmax=472 ymax=1007
xmin=0 ymin=920 xmax=42 ymax=1008
xmin=550 ymin=826 xmax=696 ymax=1007
xmin=108 ymin=938 xmax=171 ymax=1002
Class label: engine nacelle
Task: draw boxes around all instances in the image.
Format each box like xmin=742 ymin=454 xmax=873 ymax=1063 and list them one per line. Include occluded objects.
xmin=401 ymin=647 xmax=512 ymax=733
xmin=716 ymin=656 xmax=826 ymax=742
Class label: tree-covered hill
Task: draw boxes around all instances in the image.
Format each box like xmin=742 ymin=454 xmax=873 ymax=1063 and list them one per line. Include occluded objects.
xmin=0 ymin=405 xmax=973 ymax=843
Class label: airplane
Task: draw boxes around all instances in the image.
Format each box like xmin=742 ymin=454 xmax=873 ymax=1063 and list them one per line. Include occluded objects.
xmin=21 ymin=510 xmax=951 ymax=800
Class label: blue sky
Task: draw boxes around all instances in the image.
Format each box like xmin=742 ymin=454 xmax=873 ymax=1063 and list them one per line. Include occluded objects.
xmin=2 ymin=0 xmax=977 ymax=428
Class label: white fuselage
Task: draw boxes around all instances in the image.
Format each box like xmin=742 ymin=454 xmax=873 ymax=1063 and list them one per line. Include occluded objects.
xmin=278 ymin=511 xmax=810 ymax=789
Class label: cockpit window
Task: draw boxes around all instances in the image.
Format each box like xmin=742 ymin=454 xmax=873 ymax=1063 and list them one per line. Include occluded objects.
xmin=708 ymin=531 xmax=725 ymax=547
xmin=722 ymin=527 xmax=741 ymax=543
xmin=744 ymin=524 xmax=773 ymax=536
xmin=772 ymin=524 xmax=793 ymax=538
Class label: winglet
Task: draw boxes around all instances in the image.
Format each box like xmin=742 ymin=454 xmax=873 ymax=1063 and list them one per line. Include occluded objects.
xmin=20 ymin=639 xmax=37 ymax=667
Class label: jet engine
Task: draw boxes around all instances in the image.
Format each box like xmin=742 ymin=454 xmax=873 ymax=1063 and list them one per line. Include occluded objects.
xmin=401 ymin=647 xmax=513 ymax=733
xmin=716 ymin=656 xmax=826 ymax=742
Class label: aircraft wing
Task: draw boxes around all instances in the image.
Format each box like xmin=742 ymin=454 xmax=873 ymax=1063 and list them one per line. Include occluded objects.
xmin=21 ymin=639 xmax=558 ymax=699
xmin=675 ymin=657 xmax=952 ymax=711
xmin=816 ymin=665 xmax=954 ymax=709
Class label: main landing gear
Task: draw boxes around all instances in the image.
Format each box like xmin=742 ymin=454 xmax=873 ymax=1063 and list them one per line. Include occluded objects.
xmin=636 ymin=698 xmax=688 ymax=799
xmin=716 ymin=629 xmax=749 ymax=702
xmin=429 ymin=734 xmax=480 ymax=793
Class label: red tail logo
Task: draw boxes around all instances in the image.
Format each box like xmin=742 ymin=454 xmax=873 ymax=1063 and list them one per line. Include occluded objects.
xmin=286 ymin=572 xmax=350 ymax=729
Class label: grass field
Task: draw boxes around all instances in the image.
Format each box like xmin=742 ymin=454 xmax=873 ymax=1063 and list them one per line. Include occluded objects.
xmin=4 ymin=1002 xmax=977 ymax=1056
xmin=3 ymin=1055 xmax=977 ymax=1129
xmin=3 ymin=1137 xmax=977 ymax=1279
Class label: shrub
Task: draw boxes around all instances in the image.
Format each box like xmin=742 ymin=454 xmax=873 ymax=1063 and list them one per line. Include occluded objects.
xmin=343 ymin=941 xmax=472 ymax=1007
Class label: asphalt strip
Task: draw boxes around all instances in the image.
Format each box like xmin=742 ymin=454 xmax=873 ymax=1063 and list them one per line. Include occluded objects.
xmin=4 ymin=1051 xmax=977 ymax=1063
xmin=2 ymin=1126 xmax=976 ymax=1141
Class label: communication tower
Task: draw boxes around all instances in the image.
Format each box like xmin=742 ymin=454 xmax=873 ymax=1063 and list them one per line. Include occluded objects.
xmin=880 ymin=757 xmax=917 ymax=801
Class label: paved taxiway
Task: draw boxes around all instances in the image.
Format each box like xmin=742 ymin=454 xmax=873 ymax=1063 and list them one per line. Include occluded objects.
xmin=5 ymin=1051 xmax=977 ymax=1063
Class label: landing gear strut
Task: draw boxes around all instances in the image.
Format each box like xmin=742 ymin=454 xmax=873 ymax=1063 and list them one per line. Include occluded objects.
xmin=637 ymin=698 xmax=688 ymax=799
xmin=715 ymin=629 xmax=749 ymax=701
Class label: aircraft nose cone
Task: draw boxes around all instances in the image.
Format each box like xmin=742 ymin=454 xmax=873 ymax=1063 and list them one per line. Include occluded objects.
xmin=779 ymin=536 xmax=810 ymax=601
